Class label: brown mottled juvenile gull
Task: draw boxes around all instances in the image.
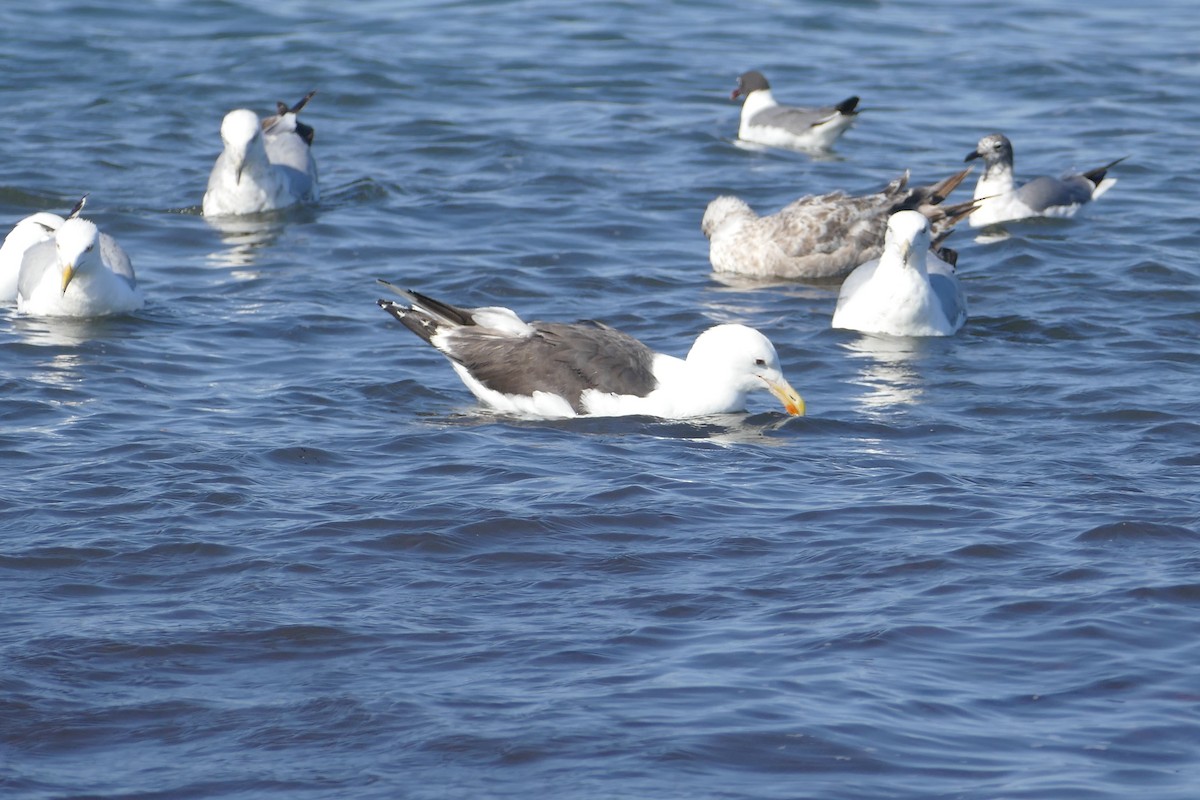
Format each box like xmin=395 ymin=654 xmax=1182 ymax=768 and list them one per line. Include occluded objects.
xmin=376 ymin=280 xmax=804 ymax=420
xmin=203 ymin=91 xmax=320 ymax=217
xmin=701 ymin=168 xmax=974 ymax=281
xmin=731 ymin=70 xmax=859 ymax=152
xmin=965 ymin=133 xmax=1125 ymax=227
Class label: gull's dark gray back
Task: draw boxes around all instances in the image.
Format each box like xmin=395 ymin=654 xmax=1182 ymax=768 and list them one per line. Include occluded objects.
xmin=452 ymin=321 xmax=659 ymax=412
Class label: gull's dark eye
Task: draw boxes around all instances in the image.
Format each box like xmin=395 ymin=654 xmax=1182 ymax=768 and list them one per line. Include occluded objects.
xmin=754 ymin=358 xmax=767 ymax=367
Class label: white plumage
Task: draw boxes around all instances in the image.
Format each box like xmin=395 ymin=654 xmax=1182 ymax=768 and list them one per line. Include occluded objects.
xmin=16 ymin=215 xmax=143 ymax=318
xmin=203 ymin=92 xmax=319 ymax=217
xmin=832 ymin=211 xmax=967 ymax=337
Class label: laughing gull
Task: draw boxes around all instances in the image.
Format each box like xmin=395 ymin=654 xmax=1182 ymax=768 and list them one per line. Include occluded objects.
xmin=832 ymin=211 xmax=967 ymax=337
xmin=16 ymin=199 xmax=142 ymax=317
xmin=965 ymin=133 xmax=1125 ymax=227
xmin=731 ymin=70 xmax=859 ymax=152
xmin=376 ymin=280 xmax=805 ymax=419
xmin=701 ymin=168 xmax=975 ymax=280
xmin=203 ymin=91 xmax=320 ymax=216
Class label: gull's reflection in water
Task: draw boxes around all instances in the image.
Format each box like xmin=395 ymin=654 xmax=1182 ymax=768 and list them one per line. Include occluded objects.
xmin=203 ymin=212 xmax=289 ymax=272
xmin=11 ymin=314 xmax=100 ymax=351
xmin=7 ymin=316 xmax=95 ymax=433
xmin=841 ymin=333 xmax=928 ymax=413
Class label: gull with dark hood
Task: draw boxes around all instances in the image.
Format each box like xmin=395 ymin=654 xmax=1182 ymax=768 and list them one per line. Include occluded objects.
xmin=731 ymin=70 xmax=859 ymax=152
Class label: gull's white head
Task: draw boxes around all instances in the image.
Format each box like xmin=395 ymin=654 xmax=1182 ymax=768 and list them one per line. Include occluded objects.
xmin=687 ymin=323 xmax=805 ymax=415
xmin=701 ymin=196 xmax=755 ymax=239
xmin=884 ymin=210 xmax=932 ymax=265
xmin=54 ymin=217 xmax=100 ymax=294
xmin=220 ymin=109 xmax=264 ymax=182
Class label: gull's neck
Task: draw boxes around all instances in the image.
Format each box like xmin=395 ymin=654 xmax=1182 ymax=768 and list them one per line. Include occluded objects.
xmin=740 ymin=89 xmax=777 ymax=120
xmin=975 ymin=159 xmax=1015 ymax=198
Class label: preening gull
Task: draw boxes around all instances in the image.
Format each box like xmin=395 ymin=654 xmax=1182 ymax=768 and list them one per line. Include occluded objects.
xmin=203 ymin=91 xmax=320 ymax=217
xmin=832 ymin=210 xmax=967 ymax=337
xmin=731 ymin=70 xmax=859 ymax=152
xmin=16 ymin=199 xmax=142 ymax=318
xmin=702 ymin=168 xmax=975 ymax=280
xmin=376 ymin=280 xmax=805 ymax=420
xmin=965 ymin=133 xmax=1125 ymax=227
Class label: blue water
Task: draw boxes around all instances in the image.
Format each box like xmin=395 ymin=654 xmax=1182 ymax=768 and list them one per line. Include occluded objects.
xmin=3 ymin=1 xmax=1199 ymax=798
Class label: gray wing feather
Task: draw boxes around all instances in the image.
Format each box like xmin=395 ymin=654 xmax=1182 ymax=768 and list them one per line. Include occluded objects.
xmin=264 ymin=133 xmax=318 ymax=201
xmin=749 ymin=104 xmax=838 ymax=133
xmin=927 ymin=261 xmax=967 ymax=328
xmin=100 ymin=233 xmax=136 ymax=285
xmin=1015 ymin=175 xmax=1094 ymax=212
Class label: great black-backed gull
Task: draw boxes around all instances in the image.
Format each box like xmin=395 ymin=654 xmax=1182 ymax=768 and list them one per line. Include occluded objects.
xmin=376 ymin=281 xmax=805 ymax=420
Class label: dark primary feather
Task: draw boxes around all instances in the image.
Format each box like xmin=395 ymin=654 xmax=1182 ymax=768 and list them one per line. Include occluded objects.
xmin=833 ymin=96 xmax=860 ymax=115
xmin=67 ymin=195 xmax=88 ymax=219
xmin=1081 ymin=156 xmax=1128 ymax=187
xmin=400 ymin=287 xmax=477 ymax=327
xmin=264 ymin=90 xmax=317 ymax=147
xmin=378 ymin=298 xmax=441 ymax=344
xmin=294 ymin=121 xmax=315 ymax=147
xmin=278 ymin=90 xmax=316 ymax=116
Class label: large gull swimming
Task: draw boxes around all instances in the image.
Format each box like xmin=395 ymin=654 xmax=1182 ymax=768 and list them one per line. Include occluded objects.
xmin=701 ymin=168 xmax=974 ymax=280
xmin=965 ymin=133 xmax=1125 ymax=227
xmin=203 ymin=91 xmax=320 ymax=217
xmin=731 ymin=70 xmax=859 ymax=152
xmin=15 ymin=198 xmax=142 ymax=317
xmin=832 ymin=210 xmax=967 ymax=337
xmin=376 ymin=281 xmax=805 ymax=420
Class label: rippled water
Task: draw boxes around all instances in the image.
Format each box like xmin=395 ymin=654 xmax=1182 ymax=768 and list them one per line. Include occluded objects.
xmin=3 ymin=1 xmax=1199 ymax=798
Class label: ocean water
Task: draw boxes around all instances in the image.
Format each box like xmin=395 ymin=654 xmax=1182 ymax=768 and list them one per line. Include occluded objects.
xmin=2 ymin=1 xmax=1199 ymax=798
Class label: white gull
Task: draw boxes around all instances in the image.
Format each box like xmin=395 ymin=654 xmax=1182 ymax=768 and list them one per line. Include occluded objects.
xmin=832 ymin=210 xmax=967 ymax=337
xmin=16 ymin=202 xmax=142 ymax=318
xmin=203 ymin=91 xmax=319 ymax=217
